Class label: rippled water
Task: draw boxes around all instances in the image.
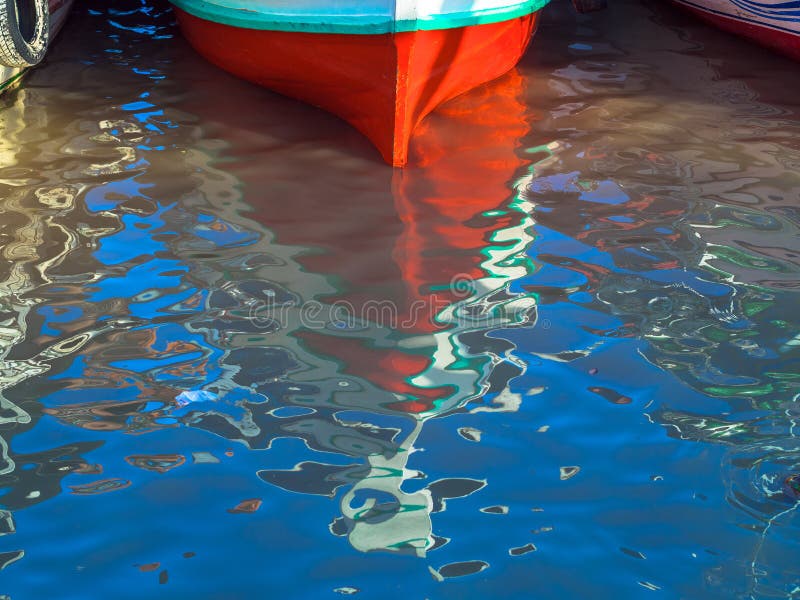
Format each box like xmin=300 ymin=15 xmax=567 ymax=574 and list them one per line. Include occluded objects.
xmin=0 ymin=0 xmax=799 ymax=597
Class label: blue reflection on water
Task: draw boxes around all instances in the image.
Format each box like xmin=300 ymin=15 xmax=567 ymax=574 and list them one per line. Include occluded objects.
xmin=0 ymin=0 xmax=798 ymax=597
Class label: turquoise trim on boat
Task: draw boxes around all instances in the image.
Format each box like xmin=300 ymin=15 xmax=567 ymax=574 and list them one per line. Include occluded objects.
xmin=169 ymin=0 xmax=550 ymax=34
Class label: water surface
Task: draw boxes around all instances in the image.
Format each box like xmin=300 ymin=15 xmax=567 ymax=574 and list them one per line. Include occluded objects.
xmin=0 ymin=0 xmax=799 ymax=597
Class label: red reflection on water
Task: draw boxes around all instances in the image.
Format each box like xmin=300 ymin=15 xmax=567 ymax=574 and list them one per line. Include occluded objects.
xmin=393 ymin=69 xmax=535 ymax=328
xmin=125 ymin=454 xmax=186 ymax=473
xmin=69 ymin=478 xmax=131 ymax=495
xmin=283 ymin=70 xmax=535 ymax=415
xmin=227 ymin=498 xmax=262 ymax=513
xmin=43 ymin=399 xmax=174 ymax=434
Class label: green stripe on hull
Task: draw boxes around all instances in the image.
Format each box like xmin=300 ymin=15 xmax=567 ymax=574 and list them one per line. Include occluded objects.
xmin=0 ymin=70 xmax=26 ymax=94
xmin=169 ymin=0 xmax=549 ymax=34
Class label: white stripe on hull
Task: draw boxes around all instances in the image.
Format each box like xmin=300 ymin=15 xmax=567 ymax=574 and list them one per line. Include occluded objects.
xmin=393 ymin=0 xmax=533 ymax=20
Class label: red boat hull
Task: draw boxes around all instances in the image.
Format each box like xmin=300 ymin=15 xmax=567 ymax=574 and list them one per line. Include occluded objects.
xmin=173 ymin=9 xmax=539 ymax=166
xmin=674 ymin=1 xmax=800 ymax=61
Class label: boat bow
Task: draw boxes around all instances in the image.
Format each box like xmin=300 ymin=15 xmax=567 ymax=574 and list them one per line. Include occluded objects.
xmin=170 ymin=0 xmax=550 ymax=165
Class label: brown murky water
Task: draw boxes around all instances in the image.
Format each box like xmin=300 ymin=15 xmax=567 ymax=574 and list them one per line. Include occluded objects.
xmin=0 ymin=0 xmax=798 ymax=597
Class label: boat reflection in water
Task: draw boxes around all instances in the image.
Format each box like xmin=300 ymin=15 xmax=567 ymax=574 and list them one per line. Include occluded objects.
xmin=189 ymin=70 xmax=540 ymax=556
xmin=249 ymin=72 xmax=539 ymax=555
xmin=12 ymin=69 xmax=542 ymax=557
xmin=2 ymin=0 xmax=799 ymax=594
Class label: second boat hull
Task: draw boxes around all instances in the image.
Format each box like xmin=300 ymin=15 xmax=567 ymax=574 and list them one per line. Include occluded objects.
xmin=671 ymin=0 xmax=800 ymax=61
xmin=173 ymin=9 xmax=540 ymax=166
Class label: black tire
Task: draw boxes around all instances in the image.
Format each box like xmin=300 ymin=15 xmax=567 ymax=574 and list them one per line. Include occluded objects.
xmin=0 ymin=0 xmax=49 ymax=68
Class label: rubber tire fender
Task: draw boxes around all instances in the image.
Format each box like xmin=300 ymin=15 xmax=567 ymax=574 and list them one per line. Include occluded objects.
xmin=0 ymin=0 xmax=49 ymax=68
